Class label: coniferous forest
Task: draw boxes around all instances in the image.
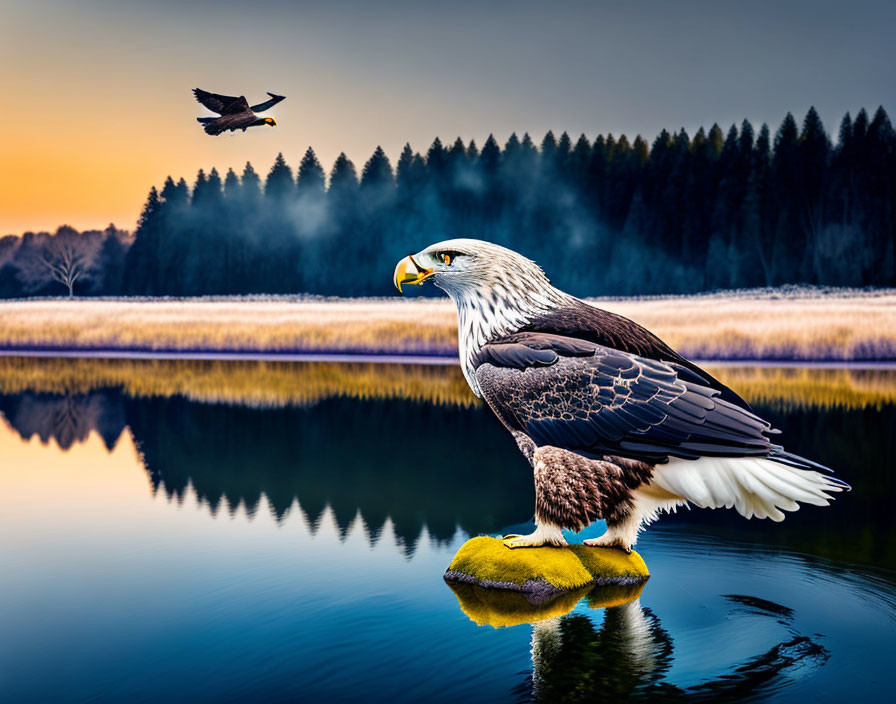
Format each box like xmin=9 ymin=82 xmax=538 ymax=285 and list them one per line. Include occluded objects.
xmin=2 ymin=107 xmax=894 ymax=298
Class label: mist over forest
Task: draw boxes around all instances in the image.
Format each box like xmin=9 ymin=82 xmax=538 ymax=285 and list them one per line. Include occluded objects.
xmin=2 ymin=106 xmax=894 ymax=299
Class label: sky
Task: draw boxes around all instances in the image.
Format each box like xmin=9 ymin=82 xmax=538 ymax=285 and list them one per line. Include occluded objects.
xmin=1 ymin=0 xmax=893 ymax=234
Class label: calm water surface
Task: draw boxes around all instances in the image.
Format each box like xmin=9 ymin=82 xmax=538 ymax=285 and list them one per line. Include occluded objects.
xmin=1 ymin=359 xmax=894 ymax=702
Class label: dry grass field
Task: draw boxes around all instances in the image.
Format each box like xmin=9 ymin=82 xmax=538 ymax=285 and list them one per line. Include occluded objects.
xmin=0 ymin=290 xmax=893 ymax=361
xmin=0 ymin=356 xmax=892 ymax=411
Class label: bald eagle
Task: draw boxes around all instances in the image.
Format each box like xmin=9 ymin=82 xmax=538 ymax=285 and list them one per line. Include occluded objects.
xmin=394 ymin=239 xmax=848 ymax=552
xmin=193 ymin=88 xmax=284 ymax=136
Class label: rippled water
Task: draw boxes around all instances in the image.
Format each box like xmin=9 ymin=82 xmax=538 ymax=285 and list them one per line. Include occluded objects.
xmin=1 ymin=359 xmax=894 ymax=702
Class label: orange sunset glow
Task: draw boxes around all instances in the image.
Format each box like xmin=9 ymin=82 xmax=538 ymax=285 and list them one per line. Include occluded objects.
xmin=3 ymin=1 xmax=892 ymax=235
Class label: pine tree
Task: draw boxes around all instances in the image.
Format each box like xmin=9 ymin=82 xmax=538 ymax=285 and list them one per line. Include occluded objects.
xmin=94 ymin=228 xmax=127 ymax=295
xmin=326 ymin=153 xmax=360 ymax=285
xmin=540 ymin=131 xmax=558 ymax=168
xmin=426 ymin=137 xmax=447 ymax=190
xmin=864 ymin=107 xmax=896 ymax=283
xmin=122 ymin=187 xmax=162 ymax=294
xmin=797 ymin=107 xmax=830 ymax=280
xmin=361 ymin=146 xmax=394 ymax=190
xmin=329 ymin=153 xmax=359 ymax=196
xmin=241 ymin=162 xmax=261 ymax=202
xmin=265 ymin=152 xmax=294 ymax=201
xmin=556 ymin=131 xmax=572 ymax=173
xmin=751 ymin=123 xmax=775 ymax=284
xmin=396 ymin=144 xmax=416 ymax=194
xmin=569 ymin=134 xmax=591 ymax=189
xmin=223 ymin=168 xmax=240 ymax=199
xmin=203 ymin=167 xmax=224 ymax=204
xmin=356 ymin=147 xmax=395 ymax=294
xmin=191 ymin=169 xmax=207 ymax=205
xmin=297 ymin=147 xmax=326 ymax=197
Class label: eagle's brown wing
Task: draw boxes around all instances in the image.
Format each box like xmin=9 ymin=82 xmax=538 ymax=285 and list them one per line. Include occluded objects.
xmin=473 ymin=332 xmax=779 ymax=465
xmin=193 ymin=88 xmax=250 ymax=115
xmin=520 ymin=299 xmax=751 ymax=411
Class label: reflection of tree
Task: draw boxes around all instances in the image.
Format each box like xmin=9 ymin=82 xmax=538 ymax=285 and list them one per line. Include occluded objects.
xmin=123 ymin=394 xmax=532 ymax=552
xmin=0 ymin=387 xmax=530 ymax=551
xmin=515 ymin=596 xmax=828 ymax=702
xmin=0 ymin=391 xmax=125 ymax=450
xmin=1 ymin=383 xmax=893 ymax=565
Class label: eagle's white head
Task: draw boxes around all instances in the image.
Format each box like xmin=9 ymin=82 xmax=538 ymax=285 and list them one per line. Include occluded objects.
xmin=394 ymin=238 xmax=573 ymax=394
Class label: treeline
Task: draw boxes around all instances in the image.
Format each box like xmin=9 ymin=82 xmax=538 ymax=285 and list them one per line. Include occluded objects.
xmin=3 ymin=106 xmax=894 ymax=298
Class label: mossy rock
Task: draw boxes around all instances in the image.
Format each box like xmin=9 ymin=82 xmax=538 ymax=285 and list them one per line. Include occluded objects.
xmin=447 ymin=581 xmax=646 ymax=628
xmin=444 ymin=536 xmax=649 ymax=605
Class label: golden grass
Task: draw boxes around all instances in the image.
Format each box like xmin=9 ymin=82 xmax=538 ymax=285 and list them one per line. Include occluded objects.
xmin=0 ymin=299 xmax=456 ymax=354
xmin=0 ymin=356 xmax=893 ymax=411
xmin=0 ymin=293 xmax=893 ymax=360
xmin=601 ymin=294 xmax=896 ymax=361
xmin=705 ymin=366 xmax=896 ymax=411
xmin=0 ymin=356 xmax=477 ymax=409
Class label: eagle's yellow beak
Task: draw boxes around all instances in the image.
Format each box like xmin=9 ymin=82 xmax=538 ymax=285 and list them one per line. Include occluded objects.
xmin=393 ymin=255 xmax=433 ymax=293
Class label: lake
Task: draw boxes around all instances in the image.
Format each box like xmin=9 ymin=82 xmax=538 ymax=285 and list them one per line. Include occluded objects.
xmin=1 ymin=358 xmax=894 ymax=702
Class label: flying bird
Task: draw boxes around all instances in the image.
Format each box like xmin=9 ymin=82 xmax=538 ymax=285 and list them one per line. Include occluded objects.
xmin=394 ymin=239 xmax=848 ymax=552
xmin=192 ymin=88 xmax=285 ymax=135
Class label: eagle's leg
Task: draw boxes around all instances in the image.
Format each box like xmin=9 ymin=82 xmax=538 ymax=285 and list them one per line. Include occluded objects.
xmin=502 ymin=435 xmax=566 ymax=549
xmin=504 ymin=442 xmax=615 ymax=549
xmin=519 ymin=446 xmax=655 ymax=553
xmin=584 ymin=465 xmax=681 ymax=553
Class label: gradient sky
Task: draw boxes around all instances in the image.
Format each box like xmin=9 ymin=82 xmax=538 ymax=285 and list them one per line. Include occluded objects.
xmin=1 ymin=0 xmax=893 ymax=234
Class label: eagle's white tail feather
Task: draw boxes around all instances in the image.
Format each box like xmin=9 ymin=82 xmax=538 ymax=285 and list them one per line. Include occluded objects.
xmin=650 ymin=457 xmax=844 ymax=522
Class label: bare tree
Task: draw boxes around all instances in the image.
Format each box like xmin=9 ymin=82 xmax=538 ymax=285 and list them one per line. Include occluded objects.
xmin=15 ymin=227 xmax=101 ymax=298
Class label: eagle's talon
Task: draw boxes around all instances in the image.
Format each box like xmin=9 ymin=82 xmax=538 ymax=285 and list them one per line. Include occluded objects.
xmin=501 ymin=527 xmax=567 ymax=549
xmin=583 ymin=536 xmax=633 ymax=553
xmin=503 ymin=536 xmax=535 ymax=549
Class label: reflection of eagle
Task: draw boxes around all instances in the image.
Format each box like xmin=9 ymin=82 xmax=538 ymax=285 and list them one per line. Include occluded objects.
xmin=192 ymin=88 xmax=284 ymax=135
xmin=524 ymin=597 xmax=828 ymax=701
xmin=394 ymin=240 xmax=848 ymax=551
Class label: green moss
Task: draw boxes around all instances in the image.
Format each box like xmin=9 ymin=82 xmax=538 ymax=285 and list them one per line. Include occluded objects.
xmin=569 ymin=544 xmax=649 ymax=582
xmin=445 ymin=536 xmax=649 ymax=594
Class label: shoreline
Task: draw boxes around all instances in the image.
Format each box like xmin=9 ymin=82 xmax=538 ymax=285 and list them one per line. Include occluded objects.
xmin=0 ymin=347 xmax=895 ymax=369
xmin=1 ymin=294 xmax=894 ymax=364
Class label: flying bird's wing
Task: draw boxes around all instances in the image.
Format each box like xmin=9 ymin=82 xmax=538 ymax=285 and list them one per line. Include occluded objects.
xmin=473 ymin=332 xmax=789 ymax=465
xmin=193 ymin=88 xmax=250 ymax=115
xmin=250 ymin=92 xmax=286 ymax=113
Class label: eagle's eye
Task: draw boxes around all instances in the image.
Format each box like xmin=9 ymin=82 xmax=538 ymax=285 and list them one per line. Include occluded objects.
xmin=438 ymin=251 xmax=462 ymax=266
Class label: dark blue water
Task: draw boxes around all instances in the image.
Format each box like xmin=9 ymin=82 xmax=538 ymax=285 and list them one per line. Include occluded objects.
xmin=1 ymin=361 xmax=894 ymax=702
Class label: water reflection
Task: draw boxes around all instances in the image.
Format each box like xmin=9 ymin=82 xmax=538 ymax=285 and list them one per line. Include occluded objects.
xmin=515 ymin=596 xmax=829 ymax=702
xmin=1 ymin=358 xmax=893 ymax=566
xmin=1 ymin=357 xmax=895 ymax=702
xmin=0 ymin=388 xmax=531 ymax=551
xmin=1 ymin=356 xmax=895 ymax=410
xmin=449 ymin=577 xmax=834 ymax=701
xmin=0 ymin=389 xmax=126 ymax=450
